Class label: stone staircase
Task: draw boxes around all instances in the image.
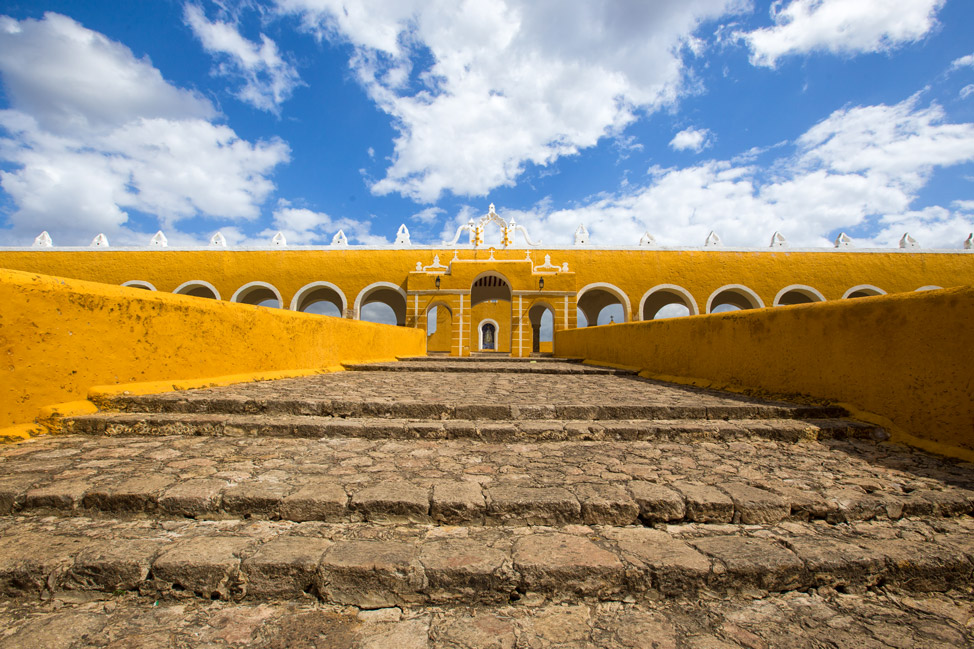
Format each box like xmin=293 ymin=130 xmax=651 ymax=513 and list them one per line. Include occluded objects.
xmin=1 ymin=357 xmax=972 ymax=647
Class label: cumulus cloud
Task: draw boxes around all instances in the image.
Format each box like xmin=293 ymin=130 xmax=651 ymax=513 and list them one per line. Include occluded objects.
xmin=738 ymin=0 xmax=945 ymax=68
xmin=669 ymin=127 xmax=712 ymax=152
xmin=184 ymin=4 xmax=302 ymax=113
xmin=951 ymin=53 xmax=974 ymax=69
xmin=275 ymin=0 xmax=746 ymax=202
xmin=251 ymin=205 xmax=386 ymax=245
xmin=0 ymin=13 xmax=289 ymax=245
xmin=490 ymin=95 xmax=974 ymax=249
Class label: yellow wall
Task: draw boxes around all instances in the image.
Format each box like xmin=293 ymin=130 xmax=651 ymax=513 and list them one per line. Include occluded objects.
xmin=555 ymin=287 xmax=974 ymax=460
xmin=0 ymin=268 xmax=425 ymax=430
xmin=1 ymin=248 xmax=970 ymax=326
xmin=426 ymin=303 xmax=453 ymax=353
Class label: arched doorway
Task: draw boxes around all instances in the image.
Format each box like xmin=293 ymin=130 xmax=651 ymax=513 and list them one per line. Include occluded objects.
xmin=528 ymin=303 xmax=554 ymax=353
xmin=470 ymin=273 xmax=512 ymax=353
xmin=576 ymin=283 xmax=630 ymax=326
xmin=231 ymin=282 xmax=282 ymax=308
xmin=426 ymin=302 xmax=453 ymax=353
xmin=639 ymin=285 xmax=698 ymax=320
xmin=291 ymin=282 xmax=347 ymax=317
xmin=355 ymin=282 xmax=408 ymax=326
xmin=706 ymin=285 xmax=763 ymax=314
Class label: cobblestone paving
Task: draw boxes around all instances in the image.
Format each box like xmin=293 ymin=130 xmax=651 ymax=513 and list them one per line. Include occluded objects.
xmin=2 ymin=435 xmax=972 ymax=524
xmin=0 ymin=589 xmax=971 ymax=648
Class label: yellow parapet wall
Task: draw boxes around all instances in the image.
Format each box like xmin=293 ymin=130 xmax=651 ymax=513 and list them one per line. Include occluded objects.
xmin=554 ymin=287 xmax=974 ymax=460
xmin=0 ymin=268 xmax=425 ymax=431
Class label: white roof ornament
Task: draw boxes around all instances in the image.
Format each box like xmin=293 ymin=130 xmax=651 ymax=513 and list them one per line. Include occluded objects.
xmin=770 ymin=231 xmax=787 ymax=248
xmin=834 ymin=232 xmax=852 ymax=248
xmin=574 ymin=224 xmax=589 ymax=245
xmin=704 ymin=231 xmax=721 ymax=247
xmin=150 ymin=231 xmax=168 ymax=247
xmin=32 ymin=231 xmax=53 ymax=247
xmin=395 ymin=224 xmax=411 ymax=246
xmin=899 ymin=233 xmax=919 ymax=249
xmin=272 ymin=231 xmax=286 ymax=247
xmin=331 ymin=230 xmax=348 ymax=247
xmin=639 ymin=232 xmax=656 ymax=246
xmin=209 ymin=232 xmax=227 ymax=247
xmin=965 ymin=233 xmax=973 ymax=250
xmin=91 ymin=233 xmax=110 ymax=247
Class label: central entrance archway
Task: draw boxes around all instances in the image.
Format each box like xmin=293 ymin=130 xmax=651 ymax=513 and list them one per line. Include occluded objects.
xmin=470 ymin=272 xmax=512 ymax=353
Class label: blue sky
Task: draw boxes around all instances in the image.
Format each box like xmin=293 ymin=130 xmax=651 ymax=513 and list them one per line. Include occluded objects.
xmin=0 ymin=0 xmax=972 ymax=249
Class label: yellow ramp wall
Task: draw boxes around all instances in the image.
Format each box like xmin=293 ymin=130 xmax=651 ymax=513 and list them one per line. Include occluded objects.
xmin=0 ymin=268 xmax=425 ymax=428
xmin=554 ymin=287 xmax=974 ymax=460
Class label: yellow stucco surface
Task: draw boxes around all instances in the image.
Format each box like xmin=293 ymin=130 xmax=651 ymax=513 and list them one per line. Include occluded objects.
xmin=2 ymin=246 xmax=969 ymax=357
xmin=555 ymin=287 xmax=974 ymax=461
xmin=0 ymin=268 xmax=425 ymax=430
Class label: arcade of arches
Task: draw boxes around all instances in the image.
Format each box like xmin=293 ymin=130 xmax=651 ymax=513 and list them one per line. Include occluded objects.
xmin=1 ymin=245 xmax=971 ymax=357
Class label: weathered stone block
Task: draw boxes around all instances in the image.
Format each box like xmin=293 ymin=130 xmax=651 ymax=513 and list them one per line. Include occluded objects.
xmin=573 ymin=483 xmax=639 ymax=525
xmin=629 ymin=481 xmax=686 ymax=522
xmin=279 ymin=481 xmax=347 ymax=522
xmin=513 ymin=532 xmax=624 ymax=597
xmin=158 ymin=478 xmax=227 ymax=517
xmin=316 ymin=540 xmax=426 ymax=608
xmin=486 ymin=486 xmax=580 ymax=525
xmin=431 ymin=482 xmax=486 ymax=524
xmin=672 ymin=483 xmax=733 ymax=523
xmin=152 ymin=536 xmax=255 ymax=599
xmin=241 ymin=536 xmax=332 ymax=597
xmin=350 ymin=481 xmax=430 ymax=523
xmin=720 ymin=483 xmax=789 ymax=524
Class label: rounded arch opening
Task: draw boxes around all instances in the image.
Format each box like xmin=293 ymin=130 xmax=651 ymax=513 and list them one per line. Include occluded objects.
xmin=842 ymin=285 xmax=886 ymax=299
xmin=290 ymin=281 xmax=347 ymax=317
xmin=355 ymin=282 xmax=407 ymax=326
xmin=706 ymin=285 xmax=764 ymax=314
xmin=639 ymin=285 xmax=698 ymax=320
xmin=426 ymin=301 xmax=454 ymax=353
xmin=122 ymin=280 xmax=156 ymax=291
xmin=173 ymin=280 xmax=220 ymax=300
xmin=470 ymin=272 xmax=512 ymax=306
xmin=528 ymin=301 xmax=555 ymax=353
xmin=576 ymin=283 xmax=631 ymax=327
xmin=478 ymin=319 xmax=500 ymax=351
xmin=232 ymin=281 xmax=282 ymax=308
xmin=773 ymin=285 xmax=826 ymax=306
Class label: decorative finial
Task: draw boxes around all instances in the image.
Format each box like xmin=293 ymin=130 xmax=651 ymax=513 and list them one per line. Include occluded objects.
xmin=639 ymin=232 xmax=656 ymax=246
xmin=704 ymin=231 xmax=721 ymax=247
xmin=898 ymin=233 xmax=919 ymax=249
xmin=210 ymin=232 xmax=227 ymax=247
xmin=395 ymin=224 xmax=411 ymax=246
xmin=332 ymin=230 xmax=348 ymax=246
xmin=574 ymin=224 xmax=589 ymax=245
xmin=272 ymin=231 xmax=286 ymax=247
xmin=91 ymin=233 xmax=110 ymax=247
xmin=150 ymin=231 xmax=168 ymax=247
xmin=834 ymin=232 xmax=852 ymax=248
xmin=33 ymin=231 xmax=53 ymax=247
xmin=770 ymin=231 xmax=786 ymax=248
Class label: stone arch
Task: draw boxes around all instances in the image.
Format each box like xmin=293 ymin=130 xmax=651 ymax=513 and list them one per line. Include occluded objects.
xmin=354 ymin=281 xmax=407 ymax=326
xmin=470 ymin=271 xmax=512 ymax=306
xmin=706 ymin=285 xmax=764 ymax=314
xmin=915 ymin=285 xmax=943 ymax=291
xmin=426 ymin=300 xmax=454 ymax=353
xmin=576 ymin=282 xmax=631 ymax=326
xmin=842 ymin=284 xmax=886 ymax=299
xmin=173 ymin=280 xmax=221 ymax=300
xmin=231 ymin=281 xmax=283 ymax=308
xmin=638 ymin=284 xmax=698 ymax=320
xmin=478 ymin=318 xmax=500 ymax=351
xmin=290 ymin=281 xmax=347 ymax=316
xmin=528 ymin=301 xmax=556 ymax=353
xmin=773 ymin=285 xmax=826 ymax=306
xmin=121 ymin=280 xmax=156 ymax=291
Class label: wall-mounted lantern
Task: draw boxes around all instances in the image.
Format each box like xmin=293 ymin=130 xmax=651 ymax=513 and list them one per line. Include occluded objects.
xmin=539 ymin=278 xmax=544 ymax=291
xmin=435 ymin=276 xmax=441 ymax=289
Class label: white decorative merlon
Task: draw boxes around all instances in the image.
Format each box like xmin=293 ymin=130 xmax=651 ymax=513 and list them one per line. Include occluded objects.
xmin=272 ymin=231 xmax=286 ymax=247
xmin=770 ymin=231 xmax=787 ymax=248
xmin=574 ymin=224 xmax=589 ymax=245
xmin=91 ymin=233 xmax=109 ymax=247
xmin=834 ymin=232 xmax=852 ymax=248
xmin=422 ymin=255 xmax=448 ymax=272
xmin=899 ymin=233 xmax=919 ymax=249
xmin=395 ymin=224 xmax=411 ymax=246
xmin=209 ymin=232 xmax=227 ymax=247
xmin=639 ymin=232 xmax=656 ymax=246
xmin=33 ymin=231 xmax=52 ymax=247
xmin=533 ymin=254 xmax=561 ymax=273
xmin=704 ymin=231 xmax=721 ymax=247
xmin=332 ymin=230 xmax=348 ymax=247
xmin=150 ymin=231 xmax=168 ymax=247
xmin=964 ymin=234 xmax=972 ymax=250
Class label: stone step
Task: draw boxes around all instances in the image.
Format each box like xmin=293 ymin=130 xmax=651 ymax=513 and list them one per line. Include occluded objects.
xmin=398 ymin=355 xmax=574 ymax=363
xmin=345 ymin=361 xmax=627 ymax=374
xmin=1 ymin=514 xmax=972 ymax=605
xmin=64 ymin=412 xmax=879 ymax=442
xmin=2 ymin=590 xmax=972 ymax=649
xmin=4 ymin=435 xmax=972 ymax=527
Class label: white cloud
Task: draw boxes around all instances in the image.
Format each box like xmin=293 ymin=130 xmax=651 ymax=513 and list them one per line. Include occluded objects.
xmin=961 ymin=84 xmax=974 ymax=100
xmin=669 ymin=127 xmax=712 ymax=152
xmin=275 ymin=0 xmax=746 ymax=202
xmin=253 ymin=206 xmax=387 ymax=245
xmin=0 ymin=13 xmax=289 ymax=245
xmin=951 ymin=53 xmax=974 ymax=69
xmin=410 ymin=206 xmax=444 ymax=225
xmin=738 ymin=0 xmax=945 ymax=68
xmin=183 ymin=4 xmax=302 ymax=113
xmin=488 ymin=95 xmax=974 ymax=249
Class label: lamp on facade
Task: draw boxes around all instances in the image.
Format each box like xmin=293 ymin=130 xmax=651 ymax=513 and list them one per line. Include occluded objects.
xmin=539 ymin=278 xmax=544 ymax=291
xmin=435 ymin=276 xmax=441 ymax=289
